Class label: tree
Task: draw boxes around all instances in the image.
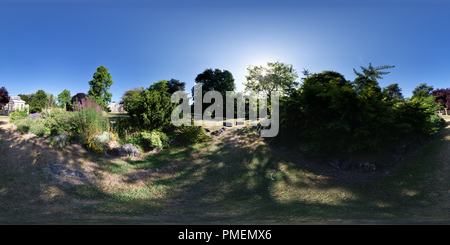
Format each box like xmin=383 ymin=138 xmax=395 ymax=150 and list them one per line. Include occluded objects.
xmin=120 ymin=87 xmax=144 ymax=105
xmin=27 ymin=93 xmax=36 ymax=104
xmin=29 ymin=90 xmax=47 ymax=113
xmin=383 ymin=83 xmax=404 ymax=101
xmin=191 ymin=68 xmax=236 ymax=116
xmin=413 ymin=83 xmax=434 ymax=95
xmin=412 ymin=83 xmax=434 ymax=100
xmin=244 ymin=61 xmax=299 ymax=97
xmin=88 ymin=65 xmax=113 ymax=111
xmin=167 ymin=78 xmax=186 ymax=94
xmin=432 ymin=88 xmax=450 ymax=115
xmin=149 ymin=80 xmax=169 ymax=93
xmin=45 ymin=92 xmax=57 ymax=107
xmin=301 ymin=68 xmax=312 ymax=83
xmin=68 ymin=93 xmax=87 ymax=111
xmin=353 ymin=63 xmax=395 ymax=93
xmin=17 ymin=94 xmax=29 ymax=104
xmin=0 ymin=87 xmax=10 ymax=111
xmin=57 ymin=89 xmax=71 ymax=109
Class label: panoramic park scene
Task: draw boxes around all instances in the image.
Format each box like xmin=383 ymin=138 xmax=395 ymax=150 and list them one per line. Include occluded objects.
xmin=1 ymin=1 xmax=450 ymax=224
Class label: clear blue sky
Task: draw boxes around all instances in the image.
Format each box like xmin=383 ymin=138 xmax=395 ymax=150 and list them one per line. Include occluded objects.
xmin=1 ymin=0 xmax=449 ymax=103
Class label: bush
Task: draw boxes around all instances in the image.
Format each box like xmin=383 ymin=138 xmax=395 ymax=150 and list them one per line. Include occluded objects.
xmin=274 ymin=71 xmax=446 ymax=153
xmin=46 ymin=113 xmax=73 ymax=135
xmin=87 ymin=131 xmax=117 ymax=154
xmin=114 ymin=117 xmax=136 ymax=140
xmin=178 ymin=123 xmax=211 ymax=143
xmin=9 ymin=110 xmax=28 ymax=123
xmin=15 ymin=118 xmax=47 ymax=136
xmin=123 ymin=83 xmax=177 ymax=132
xmin=141 ymin=131 xmax=163 ymax=149
xmin=152 ymin=130 xmax=170 ymax=149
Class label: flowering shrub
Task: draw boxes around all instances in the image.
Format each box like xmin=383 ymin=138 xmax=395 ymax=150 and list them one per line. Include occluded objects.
xmin=28 ymin=113 xmax=41 ymax=119
xmin=9 ymin=110 xmax=28 ymax=123
xmin=72 ymin=97 xmax=109 ymax=144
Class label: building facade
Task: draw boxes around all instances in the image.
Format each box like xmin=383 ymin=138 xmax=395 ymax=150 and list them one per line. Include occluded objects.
xmin=1 ymin=95 xmax=29 ymax=115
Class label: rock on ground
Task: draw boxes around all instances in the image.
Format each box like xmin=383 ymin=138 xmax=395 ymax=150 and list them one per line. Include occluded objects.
xmin=115 ymin=143 xmax=140 ymax=157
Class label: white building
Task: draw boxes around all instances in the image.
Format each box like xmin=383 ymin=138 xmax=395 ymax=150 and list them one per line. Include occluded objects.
xmin=1 ymin=95 xmax=29 ymax=115
xmin=107 ymin=102 xmax=125 ymax=112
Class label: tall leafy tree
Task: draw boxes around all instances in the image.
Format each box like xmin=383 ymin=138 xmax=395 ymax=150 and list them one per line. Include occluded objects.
xmin=412 ymin=83 xmax=434 ymax=100
xmin=0 ymin=87 xmax=10 ymax=111
xmin=149 ymin=80 xmax=169 ymax=93
xmin=88 ymin=65 xmax=113 ymax=111
xmin=167 ymin=78 xmax=186 ymax=94
xmin=120 ymin=87 xmax=144 ymax=105
xmin=245 ymin=61 xmax=299 ymax=97
xmin=57 ymin=89 xmax=71 ymax=109
xmin=191 ymin=68 xmax=235 ymax=116
xmin=413 ymin=83 xmax=434 ymax=95
xmin=29 ymin=90 xmax=47 ymax=113
xmin=17 ymin=94 xmax=29 ymax=104
xmin=27 ymin=93 xmax=36 ymax=104
xmin=383 ymin=83 xmax=404 ymax=101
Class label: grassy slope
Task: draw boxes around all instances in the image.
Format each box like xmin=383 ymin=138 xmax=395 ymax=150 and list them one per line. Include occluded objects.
xmin=1 ymin=115 xmax=450 ymax=223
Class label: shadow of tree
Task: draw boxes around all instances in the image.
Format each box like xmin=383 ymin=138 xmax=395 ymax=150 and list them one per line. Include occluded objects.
xmin=2 ymin=115 xmax=450 ymax=223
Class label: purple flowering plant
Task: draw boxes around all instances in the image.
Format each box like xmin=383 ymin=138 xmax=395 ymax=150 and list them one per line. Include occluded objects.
xmin=28 ymin=113 xmax=41 ymax=120
xmin=72 ymin=97 xmax=109 ymax=144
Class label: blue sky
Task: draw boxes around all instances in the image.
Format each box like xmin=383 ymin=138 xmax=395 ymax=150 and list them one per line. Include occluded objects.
xmin=1 ymin=0 xmax=449 ymax=104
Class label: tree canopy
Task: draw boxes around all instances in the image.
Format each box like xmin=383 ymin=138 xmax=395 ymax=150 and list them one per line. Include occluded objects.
xmin=353 ymin=63 xmax=395 ymax=93
xmin=88 ymin=65 xmax=113 ymax=111
xmin=68 ymin=93 xmax=87 ymax=111
xmin=413 ymin=83 xmax=434 ymax=95
xmin=412 ymin=83 xmax=434 ymax=100
xmin=17 ymin=94 xmax=29 ymax=104
xmin=167 ymin=78 xmax=186 ymax=94
xmin=191 ymin=68 xmax=235 ymax=116
xmin=57 ymin=89 xmax=71 ymax=109
xmin=0 ymin=87 xmax=10 ymax=110
xmin=120 ymin=87 xmax=144 ymax=105
xmin=29 ymin=90 xmax=47 ymax=113
xmin=383 ymin=83 xmax=404 ymax=101
xmin=192 ymin=68 xmax=235 ymax=98
xmin=244 ymin=61 xmax=299 ymax=97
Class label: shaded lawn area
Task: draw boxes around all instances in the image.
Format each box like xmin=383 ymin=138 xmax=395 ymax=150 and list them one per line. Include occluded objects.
xmin=48 ymin=120 xmax=450 ymax=222
xmin=1 ymin=115 xmax=450 ymax=223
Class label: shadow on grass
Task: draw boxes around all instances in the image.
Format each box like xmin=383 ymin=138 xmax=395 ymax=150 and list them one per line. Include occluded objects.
xmin=101 ymin=125 xmax=450 ymax=222
xmin=4 ymin=116 xmax=450 ymax=223
xmin=63 ymin=124 xmax=447 ymax=223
